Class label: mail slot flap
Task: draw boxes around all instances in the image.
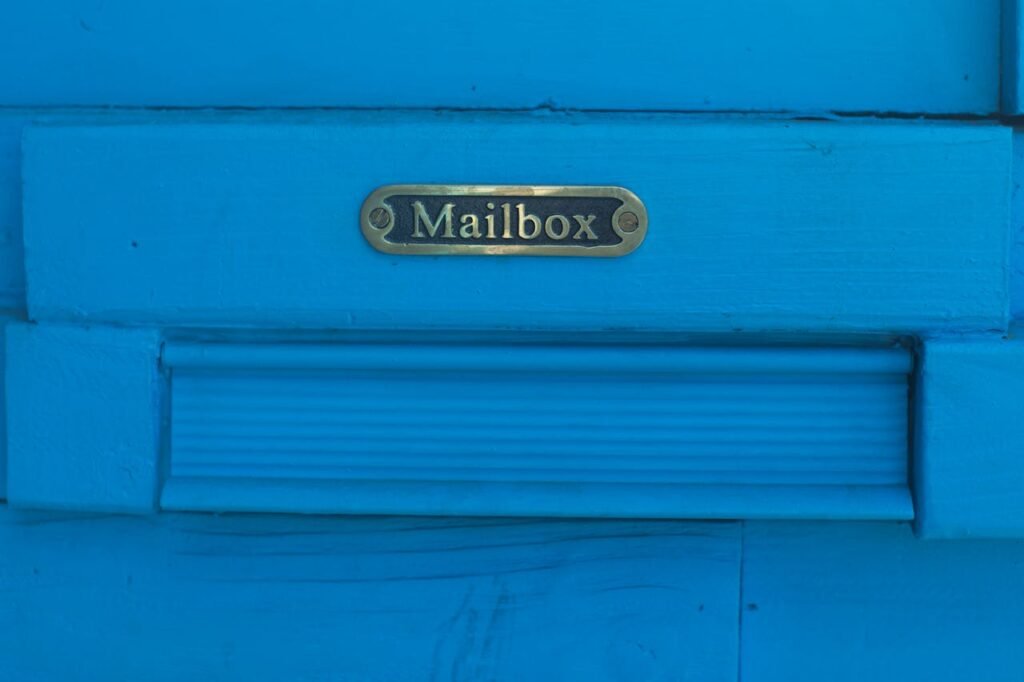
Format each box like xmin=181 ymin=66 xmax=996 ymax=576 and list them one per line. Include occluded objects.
xmin=21 ymin=116 xmax=1010 ymax=334
xmin=0 ymin=2 xmax=999 ymax=113
xmin=161 ymin=341 xmax=913 ymax=519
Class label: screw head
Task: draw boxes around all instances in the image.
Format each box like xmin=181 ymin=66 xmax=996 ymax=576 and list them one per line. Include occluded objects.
xmin=368 ymin=207 xmax=391 ymax=229
xmin=617 ymin=211 xmax=639 ymax=233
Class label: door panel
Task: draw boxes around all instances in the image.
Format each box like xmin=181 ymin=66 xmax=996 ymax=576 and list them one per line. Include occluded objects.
xmin=0 ymin=509 xmax=741 ymax=682
xmin=740 ymin=522 xmax=1024 ymax=682
xmin=3 ymin=2 xmax=1024 ymax=678
xmin=0 ymin=1 xmax=999 ymax=113
xmin=21 ymin=117 xmax=1010 ymax=334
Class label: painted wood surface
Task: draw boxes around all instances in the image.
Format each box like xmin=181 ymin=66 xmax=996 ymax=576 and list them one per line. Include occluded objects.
xmin=0 ymin=322 xmax=6 ymax=500
xmin=1 ymin=3 xmax=1023 ymax=678
xmin=0 ymin=108 xmax=184 ymax=315
xmin=1012 ymin=131 xmax=1024 ymax=321
xmin=740 ymin=522 xmax=1024 ymax=682
xmin=0 ymin=1 xmax=999 ymax=114
xmin=21 ymin=117 xmax=1011 ymax=333
xmin=164 ymin=342 xmax=912 ymax=519
xmin=1004 ymin=0 xmax=1023 ymax=115
xmin=0 ymin=508 xmax=741 ymax=681
xmin=5 ymin=323 xmax=162 ymax=513
xmin=913 ymin=338 xmax=1024 ymax=538
xmin=2 ymin=512 xmax=1023 ymax=680
xmin=0 ymin=114 xmax=25 ymax=313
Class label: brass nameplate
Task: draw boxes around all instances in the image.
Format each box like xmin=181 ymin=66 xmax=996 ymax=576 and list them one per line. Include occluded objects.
xmin=361 ymin=185 xmax=647 ymax=256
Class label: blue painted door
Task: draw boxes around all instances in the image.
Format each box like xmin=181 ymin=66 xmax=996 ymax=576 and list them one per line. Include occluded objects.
xmin=3 ymin=2 xmax=1024 ymax=680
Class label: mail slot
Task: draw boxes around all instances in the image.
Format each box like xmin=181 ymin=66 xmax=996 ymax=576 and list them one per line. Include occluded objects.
xmin=160 ymin=342 xmax=912 ymax=519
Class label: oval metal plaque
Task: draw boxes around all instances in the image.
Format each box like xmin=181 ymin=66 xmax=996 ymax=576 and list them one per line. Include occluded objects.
xmin=361 ymin=185 xmax=647 ymax=256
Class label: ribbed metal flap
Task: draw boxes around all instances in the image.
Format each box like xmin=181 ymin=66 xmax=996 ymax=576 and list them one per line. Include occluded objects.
xmin=162 ymin=343 xmax=912 ymax=519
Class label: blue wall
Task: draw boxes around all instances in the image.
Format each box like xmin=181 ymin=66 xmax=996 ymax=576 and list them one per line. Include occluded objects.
xmin=2 ymin=2 xmax=1023 ymax=679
